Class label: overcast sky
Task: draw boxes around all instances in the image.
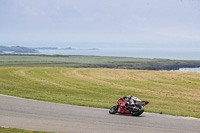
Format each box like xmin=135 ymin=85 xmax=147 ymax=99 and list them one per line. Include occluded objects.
xmin=0 ymin=0 xmax=200 ymax=45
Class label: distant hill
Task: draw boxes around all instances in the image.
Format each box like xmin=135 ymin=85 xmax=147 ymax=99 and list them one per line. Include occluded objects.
xmin=61 ymin=47 xmax=99 ymax=50
xmin=0 ymin=45 xmax=99 ymax=54
xmin=0 ymin=46 xmax=38 ymax=53
xmin=34 ymin=47 xmax=58 ymax=50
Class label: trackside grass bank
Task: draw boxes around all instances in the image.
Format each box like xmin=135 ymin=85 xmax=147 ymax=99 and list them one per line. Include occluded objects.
xmin=0 ymin=127 xmax=54 ymax=133
xmin=0 ymin=67 xmax=199 ymax=118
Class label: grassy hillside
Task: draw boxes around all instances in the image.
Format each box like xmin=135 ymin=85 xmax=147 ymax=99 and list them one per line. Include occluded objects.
xmin=1 ymin=54 xmax=200 ymax=70
xmin=0 ymin=67 xmax=199 ymax=118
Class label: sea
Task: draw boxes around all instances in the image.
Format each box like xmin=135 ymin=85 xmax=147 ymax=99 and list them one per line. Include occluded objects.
xmin=171 ymin=67 xmax=200 ymax=73
xmin=37 ymin=48 xmax=200 ymax=61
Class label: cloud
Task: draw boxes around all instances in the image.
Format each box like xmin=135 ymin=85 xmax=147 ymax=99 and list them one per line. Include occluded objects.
xmin=0 ymin=0 xmax=200 ymax=42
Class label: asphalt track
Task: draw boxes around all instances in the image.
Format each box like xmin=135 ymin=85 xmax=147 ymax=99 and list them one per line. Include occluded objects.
xmin=0 ymin=94 xmax=200 ymax=133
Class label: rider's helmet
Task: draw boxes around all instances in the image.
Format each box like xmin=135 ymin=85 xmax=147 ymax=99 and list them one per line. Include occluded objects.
xmin=125 ymin=96 xmax=141 ymax=105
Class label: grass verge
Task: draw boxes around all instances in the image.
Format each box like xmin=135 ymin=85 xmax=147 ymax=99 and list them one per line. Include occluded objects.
xmin=0 ymin=127 xmax=54 ymax=133
xmin=0 ymin=67 xmax=199 ymax=118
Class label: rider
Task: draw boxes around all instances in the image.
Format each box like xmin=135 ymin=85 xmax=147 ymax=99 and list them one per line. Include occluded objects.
xmin=123 ymin=95 xmax=136 ymax=105
xmin=122 ymin=95 xmax=141 ymax=111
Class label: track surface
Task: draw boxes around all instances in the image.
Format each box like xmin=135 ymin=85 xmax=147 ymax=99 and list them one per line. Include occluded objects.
xmin=0 ymin=94 xmax=199 ymax=133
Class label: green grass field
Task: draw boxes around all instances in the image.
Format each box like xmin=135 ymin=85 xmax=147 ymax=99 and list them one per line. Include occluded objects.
xmin=0 ymin=67 xmax=199 ymax=118
xmin=1 ymin=54 xmax=200 ymax=70
xmin=0 ymin=127 xmax=54 ymax=133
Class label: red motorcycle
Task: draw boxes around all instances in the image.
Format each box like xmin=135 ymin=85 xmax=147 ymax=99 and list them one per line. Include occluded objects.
xmin=109 ymin=96 xmax=149 ymax=116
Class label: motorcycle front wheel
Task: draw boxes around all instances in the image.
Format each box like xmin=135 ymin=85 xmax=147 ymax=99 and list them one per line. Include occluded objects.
xmin=109 ymin=105 xmax=118 ymax=114
xmin=130 ymin=105 xmax=144 ymax=116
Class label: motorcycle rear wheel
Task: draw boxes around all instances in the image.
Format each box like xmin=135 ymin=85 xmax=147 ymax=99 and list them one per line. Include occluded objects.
xmin=130 ymin=105 xmax=144 ymax=116
xmin=109 ymin=105 xmax=118 ymax=114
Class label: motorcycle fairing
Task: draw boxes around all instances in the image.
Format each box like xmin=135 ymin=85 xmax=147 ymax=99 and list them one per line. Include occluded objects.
xmin=117 ymin=98 xmax=130 ymax=114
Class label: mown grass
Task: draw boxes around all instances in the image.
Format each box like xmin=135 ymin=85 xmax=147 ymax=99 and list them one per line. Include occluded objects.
xmin=0 ymin=127 xmax=54 ymax=133
xmin=0 ymin=67 xmax=200 ymax=118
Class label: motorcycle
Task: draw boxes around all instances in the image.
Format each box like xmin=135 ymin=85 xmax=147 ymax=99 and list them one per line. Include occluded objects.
xmin=109 ymin=96 xmax=149 ymax=116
